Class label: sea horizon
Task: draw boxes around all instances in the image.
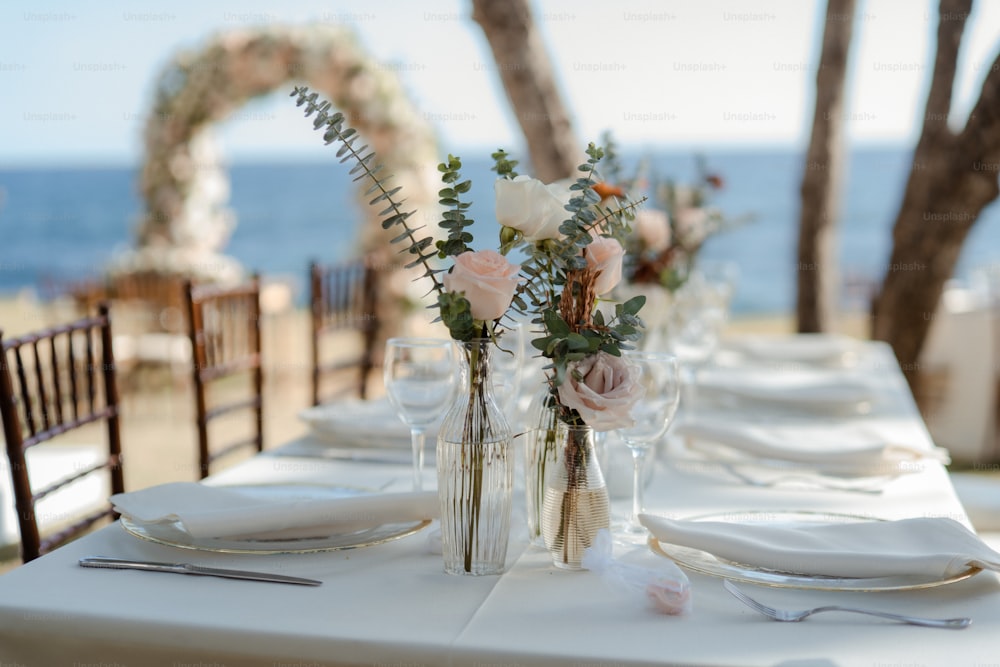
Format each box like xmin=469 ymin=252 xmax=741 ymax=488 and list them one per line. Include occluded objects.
xmin=2 ymin=144 xmax=999 ymax=317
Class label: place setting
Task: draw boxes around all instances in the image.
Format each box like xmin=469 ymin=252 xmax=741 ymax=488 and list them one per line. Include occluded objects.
xmin=664 ymin=416 xmax=952 ymax=494
xmin=105 ymin=480 xmax=440 ymax=555
xmin=638 ymin=507 xmax=1000 ymax=596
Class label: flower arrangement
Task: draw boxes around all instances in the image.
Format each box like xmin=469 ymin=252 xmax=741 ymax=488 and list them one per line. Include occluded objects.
xmin=607 ymin=149 xmax=737 ymax=293
xmin=292 ymin=86 xmax=647 ymax=430
xmin=291 ymin=87 xmax=649 ymax=572
xmin=492 ymin=148 xmax=648 ymax=432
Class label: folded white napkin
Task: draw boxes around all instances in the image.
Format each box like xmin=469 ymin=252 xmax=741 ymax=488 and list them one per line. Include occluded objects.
xmin=696 ymin=367 xmax=874 ymax=409
xmin=724 ymin=334 xmax=859 ymax=366
xmin=299 ymin=398 xmax=432 ymax=448
xmin=112 ymin=483 xmax=439 ymax=540
xmin=676 ymin=420 xmax=949 ymax=475
xmin=640 ymin=513 xmax=1000 ymax=579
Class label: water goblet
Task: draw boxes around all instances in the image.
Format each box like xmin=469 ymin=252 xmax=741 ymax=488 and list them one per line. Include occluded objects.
xmin=383 ymin=337 xmax=457 ymax=490
xmin=667 ymin=286 xmax=725 ymax=416
xmin=490 ymin=321 xmax=525 ymax=427
xmin=616 ymin=351 xmax=681 ymax=538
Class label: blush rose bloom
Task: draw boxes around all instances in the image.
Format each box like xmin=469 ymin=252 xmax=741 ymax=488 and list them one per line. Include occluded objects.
xmin=495 ymin=175 xmax=574 ymax=242
xmin=585 ymin=237 xmax=625 ymax=295
xmin=675 ymin=207 xmax=710 ymax=247
xmin=634 ymin=209 xmax=672 ymax=252
xmin=557 ymin=351 xmax=645 ymax=431
xmin=443 ymin=249 xmax=522 ymax=321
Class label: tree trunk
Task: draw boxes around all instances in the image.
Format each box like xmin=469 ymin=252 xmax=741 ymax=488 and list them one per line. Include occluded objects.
xmin=471 ymin=0 xmax=580 ymax=182
xmin=796 ymin=0 xmax=857 ymax=333
xmin=872 ymin=0 xmax=1000 ymax=395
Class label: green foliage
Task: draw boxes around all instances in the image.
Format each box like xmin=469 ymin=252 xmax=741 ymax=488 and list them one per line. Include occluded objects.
xmin=491 ymin=149 xmax=519 ymax=180
xmin=435 ymin=155 xmax=475 ymax=259
xmin=438 ymin=291 xmax=477 ymax=341
xmin=291 ymin=86 xmax=443 ymax=295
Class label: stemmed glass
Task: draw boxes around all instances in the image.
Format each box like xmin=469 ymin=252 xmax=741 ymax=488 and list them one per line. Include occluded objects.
xmin=616 ymin=351 xmax=681 ymax=538
xmin=490 ymin=321 xmax=524 ymax=425
xmin=383 ymin=337 xmax=457 ymax=490
xmin=667 ymin=284 xmax=725 ymax=416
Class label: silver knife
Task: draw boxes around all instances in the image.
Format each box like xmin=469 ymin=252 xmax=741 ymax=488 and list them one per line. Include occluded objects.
xmin=78 ymin=556 xmax=322 ymax=586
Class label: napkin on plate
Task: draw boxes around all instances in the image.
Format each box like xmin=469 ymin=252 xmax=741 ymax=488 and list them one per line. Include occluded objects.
xmin=723 ymin=334 xmax=860 ymax=366
xmin=675 ymin=419 xmax=950 ymax=476
xmin=299 ymin=397 xmax=431 ymax=448
xmin=112 ymin=482 xmax=439 ymax=540
xmin=640 ymin=513 xmax=1000 ymax=579
xmin=695 ymin=367 xmax=874 ymax=410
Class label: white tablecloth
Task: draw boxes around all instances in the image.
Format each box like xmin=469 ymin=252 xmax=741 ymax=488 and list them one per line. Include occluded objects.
xmin=0 ymin=341 xmax=998 ymax=666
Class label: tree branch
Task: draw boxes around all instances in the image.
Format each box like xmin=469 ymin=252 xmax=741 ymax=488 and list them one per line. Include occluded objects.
xmin=471 ymin=0 xmax=580 ymax=182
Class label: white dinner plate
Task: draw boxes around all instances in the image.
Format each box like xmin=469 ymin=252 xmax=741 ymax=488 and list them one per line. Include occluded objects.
xmin=648 ymin=510 xmax=981 ymax=591
xmin=118 ymin=483 xmax=431 ymax=554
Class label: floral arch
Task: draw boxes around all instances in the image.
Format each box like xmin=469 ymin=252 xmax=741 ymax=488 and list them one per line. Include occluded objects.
xmin=112 ymin=24 xmax=440 ymax=287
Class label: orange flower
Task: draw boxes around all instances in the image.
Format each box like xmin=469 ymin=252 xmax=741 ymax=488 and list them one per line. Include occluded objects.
xmin=593 ymin=182 xmax=625 ymax=200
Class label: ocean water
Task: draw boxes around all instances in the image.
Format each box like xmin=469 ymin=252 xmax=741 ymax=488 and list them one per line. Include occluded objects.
xmin=2 ymin=147 xmax=999 ymax=316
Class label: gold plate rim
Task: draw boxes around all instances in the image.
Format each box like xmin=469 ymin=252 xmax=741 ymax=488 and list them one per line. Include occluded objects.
xmin=118 ymin=482 xmax=431 ymax=554
xmin=647 ymin=510 xmax=981 ymax=592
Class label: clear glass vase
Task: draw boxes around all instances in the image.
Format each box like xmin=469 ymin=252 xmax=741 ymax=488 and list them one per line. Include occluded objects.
xmin=437 ymin=339 xmax=513 ymax=576
xmin=541 ymin=422 xmax=610 ymax=570
xmin=524 ymin=386 xmax=560 ymax=546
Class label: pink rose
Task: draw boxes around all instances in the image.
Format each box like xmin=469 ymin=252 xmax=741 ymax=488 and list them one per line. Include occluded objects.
xmin=557 ymin=351 xmax=644 ymax=431
xmin=443 ymin=249 xmax=522 ymax=321
xmin=585 ymin=237 xmax=625 ymax=295
xmin=634 ymin=209 xmax=672 ymax=252
xmin=495 ymin=176 xmax=574 ymax=242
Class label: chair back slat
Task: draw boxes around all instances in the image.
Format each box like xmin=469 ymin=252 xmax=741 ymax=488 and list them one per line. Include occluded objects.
xmin=309 ymin=257 xmax=379 ymax=406
xmin=32 ymin=342 xmax=52 ymax=433
xmin=48 ymin=336 xmax=64 ymax=427
xmin=0 ymin=302 xmax=125 ymax=562
xmin=185 ymin=277 xmax=263 ymax=479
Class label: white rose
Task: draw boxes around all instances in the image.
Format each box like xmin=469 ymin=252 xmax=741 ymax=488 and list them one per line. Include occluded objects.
xmin=675 ymin=207 xmax=710 ymax=248
xmin=495 ymin=175 xmax=574 ymax=242
xmin=443 ymin=249 xmax=522 ymax=321
xmin=585 ymin=237 xmax=625 ymax=295
xmin=634 ymin=209 xmax=672 ymax=252
xmin=557 ymin=351 xmax=644 ymax=431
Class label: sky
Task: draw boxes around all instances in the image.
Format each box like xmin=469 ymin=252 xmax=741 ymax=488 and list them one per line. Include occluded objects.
xmin=0 ymin=0 xmax=998 ymax=166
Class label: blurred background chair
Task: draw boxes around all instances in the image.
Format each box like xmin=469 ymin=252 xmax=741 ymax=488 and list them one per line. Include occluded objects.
xmin=106 ymin=271 xmax=192 ymax=390
xmin=184 ymin=276 xmax=263 ymax=479
xmin=309 ymin=257 xmax=379 ymax=406
xmin=0 ymin=303 xmax=125 ymax=562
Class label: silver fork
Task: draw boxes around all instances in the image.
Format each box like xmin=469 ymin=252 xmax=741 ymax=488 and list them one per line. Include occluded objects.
xmin=717 ymin=463 xmax=888 ymax=495
xmin=723 ymin=580 xmax=971 ymax=629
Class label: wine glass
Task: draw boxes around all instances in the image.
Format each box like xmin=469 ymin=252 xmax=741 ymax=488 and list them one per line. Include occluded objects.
xmin=490 ymin=321 xmax=525 ymax=425
xmin=616 ymin=351 xmax=681 ymax=538
xmin=667 ymin=283 xmax=725 ymax=416
xmin=383 ymin=337 xmax=457 ymax=490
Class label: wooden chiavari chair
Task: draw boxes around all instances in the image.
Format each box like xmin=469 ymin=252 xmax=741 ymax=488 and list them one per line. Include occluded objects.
xmin=309 ymin=257 xmax=379 ymax=406
xmin=0 ymin=303 xmax=125 ymax=562
xmin=184 ymin=277 xmax=263 ymax=479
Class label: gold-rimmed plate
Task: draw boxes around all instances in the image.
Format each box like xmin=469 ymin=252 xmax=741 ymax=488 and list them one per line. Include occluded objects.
xmin=648 ymin=510 xmax=981 ymax=591
xmin=119 ymin=483 xmax=431 ymax=555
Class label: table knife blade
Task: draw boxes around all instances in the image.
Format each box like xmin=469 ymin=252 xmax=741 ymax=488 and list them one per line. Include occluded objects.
xmin=78 ymin=556 xmax=322 ymax=586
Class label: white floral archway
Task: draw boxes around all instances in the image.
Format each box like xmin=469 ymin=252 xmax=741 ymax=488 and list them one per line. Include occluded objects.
xmin=112 ymin=24 xmax=440 ymax=286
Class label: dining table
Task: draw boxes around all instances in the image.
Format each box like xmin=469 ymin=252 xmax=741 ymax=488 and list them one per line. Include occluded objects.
xmin=0 ymin=336 xmax=998 ymax=666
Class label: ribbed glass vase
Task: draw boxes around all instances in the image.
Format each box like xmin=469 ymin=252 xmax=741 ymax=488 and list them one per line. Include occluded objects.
xmin=437 ymin=339 xmax=513 ymax=576
xmin=541 ymin=422 xmax=610 ymax=570
xmin=524 ymin=386 xmax=559 ymax=546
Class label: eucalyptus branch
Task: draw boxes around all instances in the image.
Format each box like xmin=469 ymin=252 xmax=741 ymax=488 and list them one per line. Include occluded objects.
xmin=435 ymin=155 xmax=475 ymax=259
xmin=291 ymin=86 xmax=444 ymax=295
